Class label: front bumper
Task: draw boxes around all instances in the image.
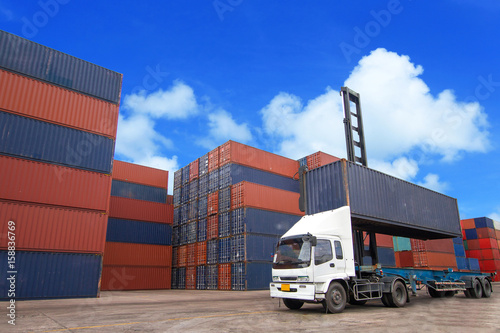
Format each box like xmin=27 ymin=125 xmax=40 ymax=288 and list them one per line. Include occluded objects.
xmin=269 ymin=282 xmax=316 ymax=301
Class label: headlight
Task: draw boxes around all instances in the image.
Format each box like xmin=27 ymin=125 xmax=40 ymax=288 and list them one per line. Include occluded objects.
xmin=297 ymin=276 xmax=309 ymax=282
xmin=272 ymin=276 xmax=279 ymax=282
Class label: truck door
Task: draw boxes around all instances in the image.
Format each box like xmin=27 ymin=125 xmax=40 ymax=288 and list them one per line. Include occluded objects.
xmin=313 ymin=238 xmax=345 ymax=282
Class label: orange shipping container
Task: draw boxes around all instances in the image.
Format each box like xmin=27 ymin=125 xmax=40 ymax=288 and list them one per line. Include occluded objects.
xmin=207 ymin=192 xmax=219 ymax=216
xmin=178 ymin=245 xmax=187 ymax=267
xmin=219 ymin=141 xmax=299 ymax=178
xmin=231 ymin=182 xmax=304 ymax=216
xmin=0 ymin=155 xmax=111 ymax=211
xmin=0 ymin=200 xmax=107 ymax=253
xmin=196 ymin=241 xmax=207 ymax=265
xmin=189 ymin=159 xmax=199 ymax=181
xmin=208 ymin=147 xmax=219 ymax=172
xmin=218 ymin=263 xmax=231 ymax=290
xmin=187 ymin=243 xmax=196 ymax=267
xmin=113 ymin=160 xmax=168 ymax=188
xmin=306 ymin=151 xmax=340 ymax=171
xmin=207 ymin=215 xmax=218 ymax=240
xmin=103 ymin=242 xmax=172 ymax=267
xmin=0 ymin=69 xmax=119 ymax=138
xmin=363 ymin=233 xmax=393 ymax=248
xmin=460 ymin=219 xmax=475 ymax=230
xmin=101 ymin=266 xmax=171 ymax=290
xmin=425 ymin=252 xmax=458 ymax=269
xmin=186 ymin=266 xmax=196 ymax=290
xmin=423 ymin=239 xmax=455 ymax=253
xmin=109 ymin=196 xmax=173 ymax=224
xmin=467 ymin=239 xmax=481 ymax=250
xmin=476 ymin=228 xmax=496 ymax=239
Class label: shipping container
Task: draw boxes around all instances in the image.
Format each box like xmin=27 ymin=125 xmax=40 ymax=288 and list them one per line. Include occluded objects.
xmin=189 ymin=179 xmax=199 ymax=202
xmin=460 ymin=219 xmax=475 ymax=230
xmin=219 ymin=237 xmax=231 ymax=263
xmin=187 ymin=243 xmax=196 ymax=267
xmin=111 ymin=180 xmax=167 ymax=203
xmin=112 ymin=160 xmax=168 ymax=188
xmin=208 ymin=147 xmax=219 ymax=172
xmin=231 ymin=182 xmax=303 ymax=216
xmin=0 ymin=69 xmax=119 ymax=138
xmin=422 ymin=238 xmax=455 ymax=253
xmin=0 ymin=251 xmax=102 ymax=299
xmin=181 ymin=186 xmax=189 ymax=204
xmin=207 ymin=240 xmax=218 ymax=264
xmin=476 ymin=227 xmax=496 ymax=239
xmin=207 ymin=192 xmax=219 ymax=216
xmin=218 ymin=187 xmax=231 ymax=213
xmin=207 ymin=265 xmax=218 ymax=290
xmin=456 ymin=256 xmax=468 ymax=270
xmin=187 ymin=221 xmax=197 ymax=244
xmin=177 ymin=267 xmax=186 ymax=289
xmin=198 ymin=219 xmax=207 ymax=242
xmin=103 ymin=242 xmax=172 ymax=267
xmin=173 ymin=188 xmax=181 ymax=207
xmin=219 ymin=212 xmax=231 ymax=238
xmin=182 ymin=165 xmax=190 ymax=186
xmin=305 ymin=151 xmax=340 ymax=171
xmin=101 ymin=266 xmax=171 ymax=290
xmin=188 ymin=200 xmax=198 ymax=222
xmin=189 ymin=159 xmax=199 ymax=181
xmin=0 ymin=200 xmax=107 ymax=253
xmin=393 ymin=237 xmax=412 ymax=252
xmin=178 ymin=245 xmax=187 ymax=267
xmin=464 ymin=229 xmax=478 ymax=240
xmin=474 ymin=217 xmax=495 ymax=229
xmin=0 ymin=155 xmax=111 ymax=211
xmin=207 ymin=215 xmax=218 ymax=240
xmin=362 ymin=247 xmax=396 ymax=267
xmin=305 ymin=160 xmax=461 ymax=239
xmin=109 ymin=196 xmax=173 ymax=224
xmin=171 ymin=268 xmax=178 ymax=289
xmin=468 ymin=258 xmax=480 ymax=271
xmin=0 ymin=111 xmax=114 ymax=174
xmin=106 ymin=218 xmax=172 ymax=246
xmin=186 ymin=266 xmax=197 ymax=290
xmin=219 ymin=141 xmax=299 ymax=178
xmin=231 ymin=208 xmax=301 ymax=236
xmin=180 ymin=203 xmax=189 ymax=224
xmin=197 ymin=241 xmax=207 ymax=265
xmin=231 ymin=262 xmax=273 ymax=290
xmin=218 ymin=264 xmax=231 ymax=290
xmin=230 ymin=234 xmax=280 ymax=262
xmin=396 ymin=251 xmax=414 ymax=268
xmin=209 ymin=170 xmax=220 ymax=193
xmin=0 ymin=30 xmax=122 ymax=104
xmin=453 ymin=243 xmax=466 ymax=258
xmin=199 ymin=153 xmax=209 ymax=177
xmin=174 ymin=169 xmax=182 ymax=189
xmin=196 ymin=265 xmax=206 ymax=290
xmin=199 ymin=175 xmax=209 ymax=197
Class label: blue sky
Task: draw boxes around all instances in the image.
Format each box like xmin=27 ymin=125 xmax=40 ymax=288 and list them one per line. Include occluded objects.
xmin=1 ymin=1 xmax=499 ymax=221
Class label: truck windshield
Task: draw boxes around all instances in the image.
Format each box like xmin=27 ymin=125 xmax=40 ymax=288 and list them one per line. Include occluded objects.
xmin=273 ymin=237 xmax=311 ymax=269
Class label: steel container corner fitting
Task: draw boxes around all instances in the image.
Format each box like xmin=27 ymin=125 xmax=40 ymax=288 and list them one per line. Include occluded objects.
xmin=305 ymin=159 xmax=461 ymax=239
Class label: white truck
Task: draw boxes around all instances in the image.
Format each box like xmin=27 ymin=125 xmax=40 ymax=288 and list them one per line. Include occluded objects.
xmin=269 ymin=206 xmax=494 ymax=313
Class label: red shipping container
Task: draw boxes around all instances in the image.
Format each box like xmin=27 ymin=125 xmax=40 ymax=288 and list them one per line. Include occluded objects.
xmin=178 ymin=245 xmax=187 ymax=267
xmin=376 ymin=234 xmax=394 ymax=248
xmin=0 ymin=69 xmax=119 ymax=138
xmin=103 ymin=242 xmax=172 ymax=267
xmin=231 ymin=182 xmax=304 ymax=216
xmin=101 ymin=266 xmax=171 ymax=290
xmin=395 ymin=252 xmax=401 ymax=268
xmin=479 ymin=259 xmax=500 ymax=272
xmin=197 ymin=241 xmax=207 ymax=265
xmin=306 ymin=151 xmax=340 ymax=171
xmin=479 ymin=238 xmax=498 ymax=250
xmin=207 ymin=192 xmax=219 ymax=216
xmin=186 ymin=266 xmax=197 ymax=290
xmin=113 ymin=160 xmax=168 ymax=188
xmin=109 ymin=196 xmax=173 ymax=224
xmin=398 ymin=251 xmax=415 ymax=267
xmin=189 ymin=159 xmax=199 ymax=181
xmin=460 ymin=219 xmax=475 ymax=230
xmin=219 ymin=141 xmax=299 ymax=178
xmin=467 ymin=239 xmax=481 ymax=250
xmin=461 ymin=229 xmax=467 ymax=240
xmin=410 ymin=239 xmax=426 ymax=252
xmin=207 ymin=215 xmax=218 ymax=240
xmin=412 ymin=251 xmax=428 ymax=268
xmin=187 ymin=243 xmax=196 ymax=266
xmin=208 ymin=147 xmax=220 ymax=172
xmin=425 ymin=252 xmax=458 ymax=269
xmin=466 ymin=249 xmax=483 ymax=260
xmin=480 ymin=249 xmax=500 ymax=260
xmin=423 ymin=238 xmax=455 ymax=253
xmin=476 ymin=228 xmax=496 ymax=239
xmin=0 ymin=155 xmax=111 ymax=211
xmin=0 ymin=200 xmax=107 ymax=253
xmin=218 ymin=263 xmax=231 ymax=290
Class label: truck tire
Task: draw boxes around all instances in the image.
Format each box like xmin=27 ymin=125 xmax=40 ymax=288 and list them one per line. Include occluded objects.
xmin=481 ymin=279 xmax=492 ymax=298
xmin=444 ymin=291 xmax=455 ymax=298
xmin=468 ymin=279 xmax=483 ymax=299
xmin=388 ymin=281 xmax=407 ymax=307
xmin=464 ymin=289 xmax=471 ymax=298
xmin=381 ymin=294 xmax=391 ymax=307
xmin=348 ymin=298 xmax=368 ymax=306
xmin=428 ymin=287 xmax=445 ymax=298
xmin=325 ymin=282 xmax=347 ymax=313
xmin=283 ymin=298 xmax=304 ymax=310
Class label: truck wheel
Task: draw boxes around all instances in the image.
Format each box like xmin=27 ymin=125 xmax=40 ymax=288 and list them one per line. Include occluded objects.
xmin=389 ymin=281 xmax=407 ymax=307
xmin=283 ymin=298 xmax=304 ymax=310
xmin=348 ymin=298 xmax=368 ymax=306
xmin=444 ymin=291 xmax=455 ymax=298
xmin=381 ymin=294 xmax=391 ymax=307
xmin=428 ymin=287 xmax=445 ymax=298
xmin=464 ymin=289 xmax=471 ymax=298
xmin=481 ymin=279 xmax=492 ymax=298
xmin=325 ymin=282 xmax=347 ymax=313
xmin=468 ymin=279 xmax=483 ymax=298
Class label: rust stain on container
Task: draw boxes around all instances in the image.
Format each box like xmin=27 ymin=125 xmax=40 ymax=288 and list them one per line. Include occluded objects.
xmin=109 ymin=196 xmax=173 ymax=224
xmin=103 ymin=242 xmax=172 ymax=266
xmin=113 ymin=160 xmax=168 ymax=188
xmin=0 ymin=155 xmax=111 ymax=211
xmin=0 ymin=69 xmax=119 ymax=138
xmin=101 ymin=266 xmax=171 ymax=290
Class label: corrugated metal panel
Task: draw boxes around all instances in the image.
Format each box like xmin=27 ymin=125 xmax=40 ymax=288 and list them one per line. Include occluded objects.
xmin=0 ymin=251 xmax=102 ymax=299
xmin=305 ymin=151 xmax=340 ymax=170
xmin=0 ymin=30 xmax=122 ymax=104
xmin=231 ymin=208 xmax=301 ymax=236
xmin=305 ymin=160 xmax=461 ymax=239
xmin=230 ymin=234 xmax=280 ymax=262
xmin=232 ymin=262 xmax=273 ymax=290
xmin=0 ymin=155 xmax=111 ymax=211
xmin=208 ymin=147 xmax=219 ymax=172
xmin=109 ymin=196 xmax=172 ymax=224
xmin=196 ymin=265 xmax=206 ymax=289
xmin=0 ymin=200 xmax=107 ymax=253
xmin=231 ymin=182 xmax=303 ymax=215
xmin=219 ymin=163 xmax=299 ymax=193
xmin=219 ymin=141 xmax=299 ymax=178
xmin=111 ymin=180 xmax=167 ymax=203
xmin=186 ymin=266 xmax=197 ymax=290
xmin=106 ymin=218 xmax=172 ymax=245
xmin=218 ymin=263 xmax=231 ymax=290
xmin=103 ymin=242 xmax=172 ymax=266
xmin=0 ymin=69 xmax=119 ymax=138
xmin=112 ymin=160 xmax=168 ymax=188
xmin=101 ymin=266 xmax=171 ymax=290
xmin=0 ymin=111 xmax=114 ymax=173
xmin=189 ymin=159 xmax=199 ymax=181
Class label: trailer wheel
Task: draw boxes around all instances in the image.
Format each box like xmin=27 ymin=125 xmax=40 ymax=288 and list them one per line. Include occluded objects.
xmin=348 ymin=298 xmax=368 ymax=306
xmin=468 ymin=279 xmax=483 ymax=298
xmin=283 ymin=298 xmax=304 ymax=310
xmin=444 ymin=291 xmax=455 ymax=298
xmin=389 ymin=281 xmax=407 ymax=307
xmin=428 ymin=287 xmax=445 ymax=298
xmin=325 ymin=282 xmax=347 ymax=313
xmin=464 ymin=289 xmax=471 ymax=298
xmin=481 ymin=279 xmax=492 ymax=298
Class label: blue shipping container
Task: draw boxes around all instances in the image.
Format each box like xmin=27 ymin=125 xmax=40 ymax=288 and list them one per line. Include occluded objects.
xmin=198 ymin=196 xmax=208 ymax=219
xmin=106 ymin=218 xmax=172 ymax=245
xmin=231 ymin=234 xmax=280 ymax=262
xmin=0 ymin=251 xmax=102 ymax=299
xmin=456 ymin=256 xmax=468 ymax=270
xmin=196 ymin=266 xmax=206 ymax=290
xmin=199 ymin=175 xmax=209 ymax=197
xmin=182 ymin=166 xmax=190 ymax=185
xmin=218 ymin=187 xmax=231 ymax=213
xmin=219 ymin=212 xmax=231 ymax=238
xmin=173 ymin=170 xmax=182 ymax=189
xmin=177 ymin=267 xmax=186 ymax=289
xmin=206 ymin=265 xmax=218 ymax=290
xmin=465 ymin=229 xmax=478 ymax=240
xmin=171 ymin=268 xmax=178 ymax=289
xmin=207 ymin=240 xmax=218 ymax=264
xmin=172 ymin=227 xmax=179 ymax=246
xmin=187 ymin=221 xmax=197 ymax=244
xmin=453 ymin=237 xmax=464 ymax=245
xmin=0 ymin=111 xmax=114 ymax=174
xmin=219 ymin=238 xmax=231 ymax=263
xmin=363 ymin=246 xmax=396 ymax=267
xmin=474 ymin=217 xmax=494 ymax=229
xmin=231 ymin=208 xmax=301 ymax=236
xmin=111 ymin=180 xmax=167 ymax=203
xmin=198 ymin=219 xmax=207 ymax=242
xmin=468 ymin=258 xmax=480 ymax=271
xmin=453 ymin=244 xmax=466 ymax=258
xmin=0 ymin=30 xmax=122 ymax=104
xmin=208 ymin=170 xmax=219 ymax=193
xmin=199 ymin=153 xmax=209 ymax=177
xmin=232 ymin=262 xmax=273 ymax=290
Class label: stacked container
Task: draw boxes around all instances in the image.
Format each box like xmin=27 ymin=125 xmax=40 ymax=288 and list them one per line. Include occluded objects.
xmin=362 ymin=233 xmax=396 ymax=267
xmin=172 ymin=141 xmax=304 ymax=290
xmin=298 ymin=151 xmax=340 ymax=171
xmin=0 ymin=30 xmax=122 ymax=299
xmin=461 ymin=217 xmax=500 ymax=281
xmin=101 ymin=161 xmax=173 ymax=290
xmin=406 ymin=238 xmax=458 ymax=270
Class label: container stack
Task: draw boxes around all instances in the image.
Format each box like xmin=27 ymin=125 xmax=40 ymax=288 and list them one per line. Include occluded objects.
xmin=0 ymin=30 xmax=122 ymax=299
xmin=298 ymin=151 xmax=340 ymax=171
xmin=461 ymin=217 xmax=500 ymax=281
xmin=393 ymin=236 xmax=412 ymax=267
xmin=172 ymin=141 xmax=304 ymax=290
xmin=101 ymin=161 xmax=173 ymax=290
xmin=408 ymin=238 xmax=458 ymax=270
xmin=362 ymin=233 xmax=396 ymax=267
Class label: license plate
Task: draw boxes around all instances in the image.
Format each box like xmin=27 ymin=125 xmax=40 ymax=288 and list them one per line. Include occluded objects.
xmin=281 ymin=284 xmax=290 ymax=292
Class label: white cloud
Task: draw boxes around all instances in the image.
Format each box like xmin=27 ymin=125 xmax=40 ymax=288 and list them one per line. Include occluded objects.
xmin=489 ymin=211 xmax=500 ymax=223
xmin=123 ymin=80 xmax=199 ymax=119
xmin=198 ymin=109 xmax=253 ymax=149
xmin=417 ymin=173 xmax=449 ymax=193
xmin=369 ymin=157 xmax=419 ymax=181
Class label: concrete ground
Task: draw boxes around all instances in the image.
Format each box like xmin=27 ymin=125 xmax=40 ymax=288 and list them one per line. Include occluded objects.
xmin=2 ymin=283 xmax=499 ymax=333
